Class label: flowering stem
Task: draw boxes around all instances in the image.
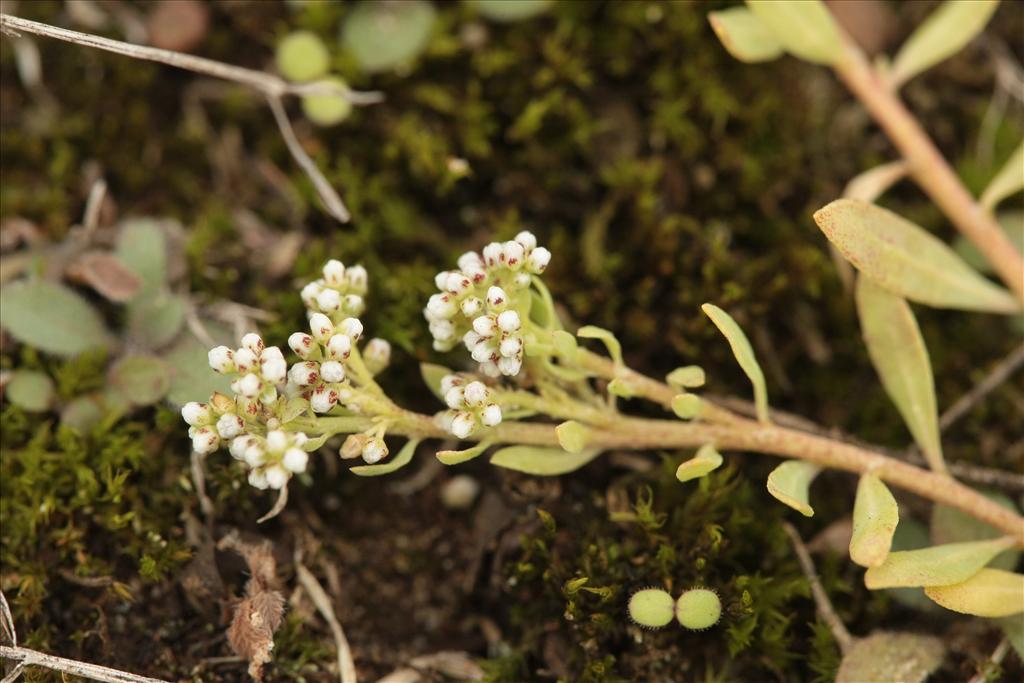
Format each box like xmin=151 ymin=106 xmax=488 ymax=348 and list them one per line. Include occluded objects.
xmin=832 ymin=31 xmax=1024 ymax=304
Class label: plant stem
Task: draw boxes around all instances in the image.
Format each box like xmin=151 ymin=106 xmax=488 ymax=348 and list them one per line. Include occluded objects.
xmin=832 ymin=32 xmax=1024 ymax=304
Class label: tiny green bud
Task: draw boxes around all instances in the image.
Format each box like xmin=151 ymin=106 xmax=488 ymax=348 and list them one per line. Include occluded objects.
xmin=671 ymin=393 xmax=702 ymax=419
xmin=555 ymin=420 xmax=588 ymax=454
xmin=608 ymin=378 xmax=636 ymax=398
xmin=667 ymin=365 xmax=706 ymax=389
xmin=301 ymin=77 xmax=353 ymax=126
xmin=675 ymin=588 xmax=722 ymax=630
xmin=276 ymin=30 xmax=330 ymax=82
xmin=628 ymin=588 xmax=675 ymax=629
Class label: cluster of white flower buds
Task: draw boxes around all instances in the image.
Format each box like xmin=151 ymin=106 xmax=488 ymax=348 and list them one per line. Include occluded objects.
xmin=228 ymin=429 xmax=310 ymax=490
xmin=438 ymin=374 xmax=502 ymax=438
xmin=288 ymin=312 xmax=365 ymax=413
xmin=208 ymin=333 xmax=288 ymax=406
xmin=182 ymin=397 xmax=245 ymax=455
xmin=300 ymin=259 xmax=368 ymax=320
xmin=424 ymin=231 xmax=550 ymax=377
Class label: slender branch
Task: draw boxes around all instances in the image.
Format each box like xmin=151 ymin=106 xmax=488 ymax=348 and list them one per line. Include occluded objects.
xmin=831 ymin=31 xmax=1024 ymax=304
xmin=783 ymin=523 xmax=855 ymax=655
xmin=939 ymin=342 xmax=1024 ymax=432
xmin=0 ymin=13 xmax=379 ymax=225
xmin=0 ymin=645 xmax=167 ymax=683
xmin=294 ymin=559 xmax=357 ymax=683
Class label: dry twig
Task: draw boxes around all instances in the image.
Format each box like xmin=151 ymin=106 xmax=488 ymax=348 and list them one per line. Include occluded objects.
xmin=939 ymin=342 xmax=1024 ymax=432
xmin=294 ymin=555 xmax=357 ymax=683
xmin=782 ymin=523 xmax=855 ymax=655
xmin=0 ymin=645 xmax=167 ymax=683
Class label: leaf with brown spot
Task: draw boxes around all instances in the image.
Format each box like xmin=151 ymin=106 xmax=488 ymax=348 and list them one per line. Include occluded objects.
xmin=66 ymin=250 xmax=142 ymax=302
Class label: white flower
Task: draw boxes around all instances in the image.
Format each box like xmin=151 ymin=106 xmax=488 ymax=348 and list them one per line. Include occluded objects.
xmin=265 ymin=465 xmax=289 ymax=489
xmin=232 ymin=373 xmax=263 ymax=398
xmin=515 ymin=230 xmax=537 ymax=251
xmin=458 ymin=251 xmax=483 ymax=271
xmin=289 ymin=332 xmax=316 ymax=359
xmin=208 ymin=346 xmax=235 ymax=373
xmin=266 ymin=430 xmax=288 ymax=452
xmin=283 ymin=447 xmax=309 ymax=474
xmin=230 ymin=435 xmax=257 ymax=460
xmin=473 ymin=315 xmax=497 ymax=336
xmin=512 ymin=272 xmax=531 ymax=289
xmin=301 ymin=281 xmax=324 ymax=308
xmin=445 ymin=386 xmax=465 ymax=409
xmin=323 ymin=259 xmax=346 ymax=286
xmin=342 ymin=294 xmax=364 ymax=316
xmin=310 ymin=313 xmax=335 ymax=343
xmin=486 ymin=286 xmax=508 ymax=311
xmin=364 ymin=338 xmax=391 ymax=373
xmin=260 ymin=348 xmax=288 ymax=384
xmin=450 ymin=411 xmax=476 ymax=439
xmin=463 ymin=381 xmax=488 ymax=406
xmin=362 ymin=438 xmax=387 ymax=464
xmin=316 ymin=288 xmax=342 ymax=312
xmin=527 ymin=246 xmax=551 ymax=273
xmin=481 ymin=403 xmax=502 ymax=427
xmin=339 ymin=317 xmax=363 ymax=341
xmin=440 ymin=374 xmax=464 ymax=395
xmin=427 ymin=293 xmax=457 ymax=320
xmin=327 ymin=333 xmax=352 ymax=360
xmin=471 ymin=340 xmax=497 ymax=363
xmin=482 ymin=242 xmax=502 ymax=267
xmin=244 ymin=443 xmax=267 ymax=467
xmin=430 ymin=320 xmax=456 ymax=343
xmin=497 ymin=310 xmax=521 ymax=333
xmin=320 ymin=360 xmax=346 ymax=383
xmin=289 ymin=361 xmax=320 ymax=386
xmin=460 ymin=297 xmax=483 ymax=317
xmin=248 ymin=469 xmax=270 ymax=490
xmin=216 ymin=414 xmax=245 ymax=439
xmin=233 ymin=348 xmax=258 ymax=373
xmin=346 ymin=265 xmax=368 ymax=294
xmin=192 ymin=427 xmax=220 ymax=454
xmin=311 ymin=385 xmax=338 ymax=413
xmin=181 ymin=402 xmax=212 ymax=426
xmin=445 ymin=272 xmax=472 ymax=295
xmin=502 ymin=241 xmax=525 ymax=269
xmin=240 ymin=333 xmax=265 ymax=354
xmin=479 ymin=361 xmax=501 ymax=378
xmin=500 ymin=336 xmax=523 ymax=358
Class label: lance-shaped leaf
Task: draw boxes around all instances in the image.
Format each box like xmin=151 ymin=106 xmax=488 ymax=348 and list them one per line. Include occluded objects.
xmin=676 ymin=444 xmax=724 ymax=483
xmin=576 ymin=325 xmax=623 ymax=366
xmin=351 ymin=439 xmax=421 ymax=476
xmin=931 ymin=491 xmax=1021 ymax=571
xmin=490 ymin=445 xmax=602 ymax=476
xmin=864 ymin=537 xmax=1017 ymax=589
xmin=814 ymin=199 xmax=1019 ymax=314
xmin=701 ymin=304 xmax=769 ymax=423
xmin=843 ymin=161 xmax=908 ymax=203
xmin=850 ymin=473 xmax=899 ymax=567
xmin=855 ymin=277 xmax=944 ymax=473
xmin=0 ymin=280 xmax=114 ymax=356
xmin=437 ymin=440 xmax=492 ymax=465
xmin=767 ymin=461 xmax=820 ymax=517
xmin=924 ymin=568 xmax=1024 ymax=617
xmin=707 ymin=7 xmax=784 ymax=63
xmin=980 ymin=140 xmax=1024 ymax=211
xmin=889 ymin=0 xmax=1001 ymax=89
xmin=836 ymin=632 xmax=945 ymax=683
xmin=745 ymin=0 xmax=843 ymax=65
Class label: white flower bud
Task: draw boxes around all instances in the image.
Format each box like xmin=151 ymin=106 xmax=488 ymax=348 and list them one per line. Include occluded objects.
xmin=498 ymin=356 xmax=522 ymax=376
xmin=363 ymin=338 xmax=391 ymax=373
xmin=266 ymin=430 xmax=288 ymax=453
xmin=435 ymin=270 xmax=454 ymax=290
xmin=515 ymin=230 xmax=537 ymax=251
xmin=473 ymin=315 xmax=497 ymax=336
xmin=465 ymin=265 xmax=486 ymax=283
xmin=230 ymin=435 xmax=255 ymax=460
xmin=309 ymin=313 xmax=335 ymax=343
xmin=192 ymin=427 xmax=220 ymax=454
xmin=500 ymin=335 xmax=523 ymax=358
xmin=502 ymin=241 xmax=525 ymax=269
xmin=342 ymin=294 xmax=364 ymax=316
xmin=512 ymin=272 xmax=532 ymax=289
xmin=427 ymin=293 xmax=457 ymax=320
xmin=288 ymin=361 xmax=320 ymax=386
xmin=433 ymin=337 xmax=457 ymax=352
xmin=233 ymin=373 xmax=263 ymax=398
xmin=316 ymin=288 xmax=342 ymax=312
xmin=345 ymin=265 xmax=368 ymax=294
xmin=265 ymin=465 xmax=289 ymax=489
xmin=181 ymin=402 xmax=212 ymax=426
xmin=463 ymin=330 xmax=481 ymax=348
xmin=482 ymin=242 xmax=502 ymax=267
xmin=430 ymin=320 xmax=456 ymax=342
xmin=248 ymin=469 xmax=270 ymax=490
xmin=445 ymin=386 xmax=466 ymax=409
xmin=240 ymin=333 xmax=264 ymax=354
xmin=208 ymin=346 xmax=234 ymax=373
xmin=445 ymin=272 xmax=472 ymax=296
xmin=361 ymin=438 xmax=387 ymax=464
xmin=480 ymin=403 xmax=502 ymax=427
xmin=450 ymin=411 xmax=476 ymax=439
xmin=244 ymin=444 xmax=267 ymax=467
xmin=463 ymin=381 xmax=488 ymax=406
xmin=283 ymin=447 xmax=309 ymax=474
xmin=289 ymin=332 xmax=316 ymax=359
xmin=457 ymin=251 xmax=483 ymax=271
xmin=233 ymin=348 xmax=258 ymax=373
xmin=471 ymin=340 xmax=497 ymax=363
xmin=479 ymin=361 xmax=501 ymax=377
xmin=310 ymin=386 xmax=337 ymax=413
xmin=440 ymin=374 xmax=463 ymax=395
xmin=486 ymin=286 xmax=508 ymax=310
xmin=460 ymin=297 xmax=483 ymax=317
xmin=339 ymin=317 xmax=363 ymax=341
xmin=301 ymin=281 xmax=324 ymax=307
xmin=293 ymin=432 xmax=309 ymax=447
xmin=527 ymin=246 xmax=551 ymax=273
xmin=320 ymin=360 xmax=346 ymax=383
xmin=327 ymin=333 xmax=352 ymax=360
xmin=216 ymin=414 xmax=245 ymax=439
xmin=497 ymin=310 xmax=521 ymax=333
xmin=323 ymin=259 xmax=346 ymax=287
xmin=260 ymin=352 xmax=287 ymax=385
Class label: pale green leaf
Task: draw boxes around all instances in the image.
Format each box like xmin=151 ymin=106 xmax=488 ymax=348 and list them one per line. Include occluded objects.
xmin=0 ymin=280 xmax=113 ymax=356
xmin=351 ymin=439 xmax=421 ymax=476
xmin=924 ymin=568 xmax=1024 ymax=617
xmin=745 ymin=0 xmax=843 ymax=65
xmin=115 ymin=218 xmax=168 ymax=298
xmin=671 ymin=393 xmax=702 ymax=420
xmin=864 ymin=537 xmax=1017 ymax=589
xmin=576 ymin=325 xmax=623 ymax=366
xmin=127 ymin=292 xmax=186 ymax=350
xmin=701 ymin=303 xmax=769 ymax=423
xmin=999 ymin=613 xmax=1024 ymax=660
xmin=850 ymin=473 xmax=899 ymax=567
xmin=676 ymin=444 xmax=724 ymax=483
xmin=551 ymin=330 xmax=578 ymax=361
xmin=555 ymin=420 xmax=588 ymax=454
xmin=420 ymin=362 xmax=452 ymax=402
xmin=108 ymin=355 xmax=171 ymax=406
xmin=341 ymin=0 xmax=435 ymax=73
xmin=437 ymin=440 xmax=492 ymax=465
xmin=606 ymin=378 xmax=635 ymax=398
xmin=490 ymin=445 xmax=602 ymax=476
xmin=707 ymin=7 xmax=784 ymax=63
xmin=302 ymin=433 xmax=331 ymax=452
xmin=980 ymin=140 xmax=1024 ymax=211
xmin=276 ymin=31 xmax=330 ymax=83
xmin=165 ymin=333 xmax=233 ymax=406
xmin=884 ymin=517 xmax=943 ymax=612
xmin=60 ymin=394 xmax=104 ymax=432
xmin=666 ymin=365 xmax=705 ymax=389
xmin=767 ymin=461 xmax=820 ymax=517
xmin=890 ymin=0 xmax=1001 ymax=88
xmin=813 ymin=199 xmax=1019 ymax=313
xmin=279 ymin=397 xmax=310 ymax=424
xmin=6 ymin=370 xmax=55 ymax=412
xmin=470 ymin=0 xmax=550 ymax=23
xmin=855 ymin=277 xmax=944 ymax=472
xmin=836 ymin=631 xmax=945 ymax=683
xmin=930 ymin=491 xmax=1021 ymax=571
xmin=843 ymin=161 xmax=908 ymax=203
